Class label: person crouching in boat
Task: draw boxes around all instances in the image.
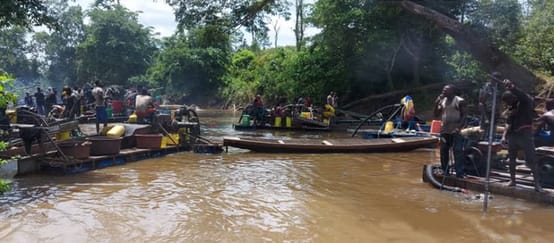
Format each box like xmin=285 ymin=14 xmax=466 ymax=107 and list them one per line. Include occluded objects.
xmin=433 ymin=84 xmax=466 ymax=178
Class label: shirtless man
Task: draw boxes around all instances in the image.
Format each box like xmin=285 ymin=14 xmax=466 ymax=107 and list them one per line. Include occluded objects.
xmin=535 ymin=99 xmax=554 ymax=147
xmin=499 ymin=78 xmax=543 ymax=192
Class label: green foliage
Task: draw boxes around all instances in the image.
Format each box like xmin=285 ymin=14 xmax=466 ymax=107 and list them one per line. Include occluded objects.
xmin=221 ymin=46 xmax=347 ymax=107
xmin=146 ymin=30 xmax=229 ymax=104
xmin=220 ymin=49 xmax=261 ymax=106
xmin=33 ymin=1 xmax=85 ymax=86
xmin=76 ymin=6 xmax=157 ymax=85
xmin=165 ymin=0 xmax=290 ymax=47
xmin=516 ymin=0 xmax=554 ymax=75
xmin=0 ymin=0 xmax=57 ymax=29
xmin=0 ymin=26 xmax=40 ymax=81
xmin=309 ymin=0 xmax=453 ymax=101
xmin=0 ymin=180 xmax=10 ymax=194
xmin=0 ymin=74 xmax=18 ymax=108
xmin=446 ymin=50 xmax=486 ymax=82
xmin=468 ymin=0 xmax=523 ymax=53
xmin=0 ymin=77 xmax=15 ymax=193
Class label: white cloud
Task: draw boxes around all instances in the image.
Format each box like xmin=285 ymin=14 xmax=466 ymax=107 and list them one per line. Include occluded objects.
xmin=71 ymin=0 xmax=319 ymax=46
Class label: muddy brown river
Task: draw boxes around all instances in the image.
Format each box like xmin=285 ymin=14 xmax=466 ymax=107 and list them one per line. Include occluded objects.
xmin=1 ymin=110 xmax=553 ymax=242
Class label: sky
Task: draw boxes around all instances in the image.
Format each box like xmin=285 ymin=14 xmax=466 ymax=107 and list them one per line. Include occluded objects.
xmin=73 ymin=0 xmax=319 ymax=47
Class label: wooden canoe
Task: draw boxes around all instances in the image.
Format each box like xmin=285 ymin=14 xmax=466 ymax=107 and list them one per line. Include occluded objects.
xmin=352 ymin=129 xmax=432 ymax=139
xmin=223 ymin=136 xmax=438 ymax=153
xmin=233 ymin=124 xmax=331 ymax=131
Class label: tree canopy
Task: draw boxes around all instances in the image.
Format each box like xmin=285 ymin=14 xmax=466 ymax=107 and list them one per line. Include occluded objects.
xmin=0 ymin=0 xmax=552 ymax=110
xmin=0 ymin=0 xmax=57 ymax=29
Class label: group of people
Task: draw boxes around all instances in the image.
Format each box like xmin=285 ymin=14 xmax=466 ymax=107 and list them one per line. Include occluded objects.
xmin=435 ymin=72 xmax=544 ymax=192
xmin=245 ymin=91 xmax=339 ymax=126
xmin=22 ymin=81 xmax=157 ymax=134
xmin=92 ymin=82 xmax=156 ymax=133
xmin=24 ymin=86 xmax=85 ymax=119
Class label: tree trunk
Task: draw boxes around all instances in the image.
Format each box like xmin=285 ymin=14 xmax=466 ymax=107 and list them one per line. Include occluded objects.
xmin=412 ymin=57 xmax=420 ymax=86
xmin=399 ymin=0 xmax=541 ymax=91
xmin=402 ymin=33 xmax=422 ymax=86
xmin=295 ymin=0 xmax=305 ymax=52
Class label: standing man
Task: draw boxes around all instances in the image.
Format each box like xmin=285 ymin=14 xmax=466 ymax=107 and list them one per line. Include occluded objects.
xmin=92 ymin=81 xmax=108 ymax=134
xmin=24 ymin=92 xmax=34 ymax=108
xmin=326 ymin=91 xmax=335 ymax=107
xmin=433 ymin=84 xmax=466 ymax=178
xmin=45 ymin=87 xmax=57 ymax=114
xmin=499 ymin=78 xmax=543 ymax=192
xmin=34 ymin=87 xmax=45 ymax=115
xmin=73 ymin=86 xmax=83 ymax=117
xmin=479 ymin=73 xmax=499 ymax=139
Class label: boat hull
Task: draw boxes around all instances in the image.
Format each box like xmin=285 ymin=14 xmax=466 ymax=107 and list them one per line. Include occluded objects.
xmin=422 ymin=164 xmax=554 ymax=205
xmin=223 ymin=136 xmax=438 ymax=153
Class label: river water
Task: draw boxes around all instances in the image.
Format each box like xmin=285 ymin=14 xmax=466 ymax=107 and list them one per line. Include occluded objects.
xmin=1 ymin=110 xmax=553 ymax=242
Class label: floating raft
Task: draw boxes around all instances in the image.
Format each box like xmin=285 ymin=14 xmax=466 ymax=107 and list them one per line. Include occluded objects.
xmin=37 ymin=143 xmax=223 ymax=175
xmin=422 ymin=164 xmax=554 ymax=205
xmin=223 ymin=136 xmax=438 ymax=153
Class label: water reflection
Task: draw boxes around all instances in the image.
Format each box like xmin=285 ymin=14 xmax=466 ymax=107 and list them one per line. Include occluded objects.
xmin=1 ymin=110 xmax=554 ymax=242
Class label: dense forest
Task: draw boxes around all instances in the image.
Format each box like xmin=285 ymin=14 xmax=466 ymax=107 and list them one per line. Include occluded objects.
xmin=1 ymin=0 xmax=553 ymax=112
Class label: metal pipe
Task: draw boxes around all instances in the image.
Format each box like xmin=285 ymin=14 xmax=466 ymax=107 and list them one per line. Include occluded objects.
xmin=483 ymin=82 xmax=498 ymax=213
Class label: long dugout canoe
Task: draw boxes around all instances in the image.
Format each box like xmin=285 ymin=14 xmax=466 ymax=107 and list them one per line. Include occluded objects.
xmin=223 ymin=136 xmax=438 ymax=153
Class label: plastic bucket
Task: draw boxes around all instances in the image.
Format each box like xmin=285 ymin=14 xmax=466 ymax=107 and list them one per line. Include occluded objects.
xmin=58 ymin=141 xmax=91 ymax=159
xmin=274 ymin=117 xmax=282 ymax=127
xmin=430 ymin=120 xmax=442 ymax=134
xmin=112 ymin=100 xmax=123 ymax=113
xmin=135 ymin=134 xmax=163 ymax=149
xmin=56 ymin=131 xmax=71 ymax=141
xmin=106 ymin=107 xmax=113 ymax=118
xmin=89 ymin=136 xmax=122 ymax=156
xmin=241 ymin=114 xmax=250 ymax=126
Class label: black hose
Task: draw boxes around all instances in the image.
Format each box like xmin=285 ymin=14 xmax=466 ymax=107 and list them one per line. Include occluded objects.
xmin=424 ymin=164 xmax=464 ymax=192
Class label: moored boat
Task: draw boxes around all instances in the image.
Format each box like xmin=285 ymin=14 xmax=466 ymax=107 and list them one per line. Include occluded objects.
xmin=351 ymin=128 xmax=432 ymax=139
xmin=223 ymin=136 xmax=438 ymax=153
xmin=422 ymin=163 xmax=554 ymax=205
